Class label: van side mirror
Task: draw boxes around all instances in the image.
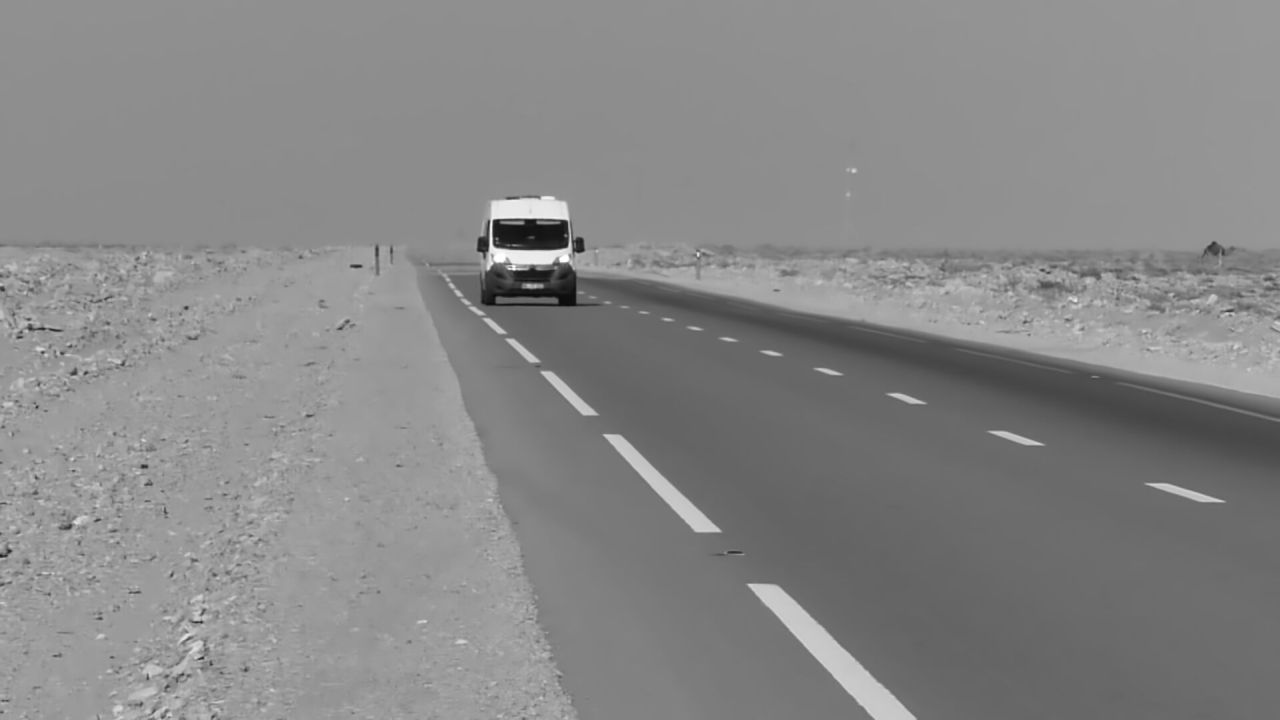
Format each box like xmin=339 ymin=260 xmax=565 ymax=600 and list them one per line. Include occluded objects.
xmin=476 ymin=236 xmax=487 ymax=253
xmin=573 ymin=237 xmax=585 ymax=254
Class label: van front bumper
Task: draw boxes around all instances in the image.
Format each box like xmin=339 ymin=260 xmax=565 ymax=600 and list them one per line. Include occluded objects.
xmin=485 ymin=265 xmax=577 ymax=296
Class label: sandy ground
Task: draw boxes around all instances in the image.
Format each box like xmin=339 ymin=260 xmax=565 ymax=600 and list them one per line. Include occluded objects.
xmin=583 ymin=244 xmax=1280 ymax=401
xmin=0 ymin=246 xmax=576 ymax=719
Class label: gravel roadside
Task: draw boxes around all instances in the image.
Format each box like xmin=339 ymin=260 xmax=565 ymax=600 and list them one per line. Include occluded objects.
xmin=0 ymin=247 xmax=577 ymax=719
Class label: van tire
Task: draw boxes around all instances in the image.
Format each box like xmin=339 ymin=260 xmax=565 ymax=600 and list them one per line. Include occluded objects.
xmin=480 ymin=284 xmax=496 ymax=306
xmin=558 ymin=290 xmax=577 ymax=307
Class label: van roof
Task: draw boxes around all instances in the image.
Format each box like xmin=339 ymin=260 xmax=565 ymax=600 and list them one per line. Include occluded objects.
xmin=488 ymin=196 xmax=570 ymax=221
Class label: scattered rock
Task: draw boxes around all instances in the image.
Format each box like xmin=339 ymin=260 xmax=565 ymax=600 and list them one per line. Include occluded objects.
xmin=335 ymin=317 xmax=355 ymax=331
xmin=126 ymin=685 xmax=159 ymax=705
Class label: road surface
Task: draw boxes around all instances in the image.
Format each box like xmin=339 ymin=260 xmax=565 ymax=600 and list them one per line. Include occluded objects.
xmin=416 ymin=259 xmax=1280 ymax=720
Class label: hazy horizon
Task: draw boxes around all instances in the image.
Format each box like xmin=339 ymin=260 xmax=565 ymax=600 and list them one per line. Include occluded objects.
xmin=3 ymin=2 xmax=1277 ymax=253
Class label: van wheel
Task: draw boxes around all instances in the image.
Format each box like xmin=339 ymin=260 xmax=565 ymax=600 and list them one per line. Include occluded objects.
xmin=480 ymin=285 xmax=496 ymax=306
xmin=558 ymin=290 xmax=577 ymax=307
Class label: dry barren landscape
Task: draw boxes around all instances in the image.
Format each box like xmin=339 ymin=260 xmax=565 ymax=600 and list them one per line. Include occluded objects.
xmin=587 ymin=243 xmax=1280 ymax=400
xmin=1 ymin=245 xmax=576 ymax=720
xmin=4 ymin=240 xmax=1279 ymax=718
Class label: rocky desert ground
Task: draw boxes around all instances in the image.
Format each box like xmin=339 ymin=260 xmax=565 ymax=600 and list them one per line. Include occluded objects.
xmin=1 ymin=245 xmax=576 ymax=719
xmin=6 ymin=239 xmax=1277 ymax=719
xmin=586 ymin=243 xmax=1280 ymax=400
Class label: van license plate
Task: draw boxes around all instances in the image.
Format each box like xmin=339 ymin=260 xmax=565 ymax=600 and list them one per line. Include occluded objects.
xmin=522 ymin=282 xmax=545 ymax=290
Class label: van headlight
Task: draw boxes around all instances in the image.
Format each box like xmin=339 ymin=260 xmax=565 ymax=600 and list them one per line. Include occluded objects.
xmin=554 ymin=254 xmax=572 ymax=265
xmin=492 ymin=251 xmax=509 ymax=265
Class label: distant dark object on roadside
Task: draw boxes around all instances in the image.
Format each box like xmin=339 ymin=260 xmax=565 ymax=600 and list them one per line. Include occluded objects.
xmin=349 ymin=263 xmax=364 ymax=269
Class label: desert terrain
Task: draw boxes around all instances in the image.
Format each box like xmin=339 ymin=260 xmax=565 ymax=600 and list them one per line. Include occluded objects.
xmin=4 ymin=239 xmax=1278 ymax=718
xmin=584 ymin=243 xmax=1280 ymax=400
xmin=1 ymin=245 xmax=576 ymax=719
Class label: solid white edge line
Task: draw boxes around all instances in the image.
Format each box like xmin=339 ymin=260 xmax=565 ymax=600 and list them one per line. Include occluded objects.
xmin=887 ymin=393 xmax=926 ymax=405
xmin=1116 ymin=381 xmax=1280 ymax=424
xmin=719 ymin=336 xmax=739 ymax=343
xmin=988 ymin=430 xmax=1043 ymax=446
xmin=815 ymin=367 xmax=843 ymax=376
xmin=761 ymin=350 xmax=783 ymax=357
xmin=603 ymin=434 xmax=721 ymax=533
xmin=955 ymin=347 xmax=1073 ymax=374
xmin=1146 ymin=483 xmax=1225 ymax=503
xmin=748 ymin=583 xmax=916 ymax=720
xmin=482 ymin=317 xmax=507 ymax=335
xmin=849 ymin=325 xmax=928 ymax=344
xmin=541 ymin=371 xmax=599 ymax=416
xmin=506 ymin=338 xmax=541 ymax=364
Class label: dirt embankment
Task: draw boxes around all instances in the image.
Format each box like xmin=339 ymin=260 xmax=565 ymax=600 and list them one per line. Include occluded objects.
xmin=584 ymin=244 xmax=1280 ymax=399
xmin=1 ymin=246 xmax=576 ymax=720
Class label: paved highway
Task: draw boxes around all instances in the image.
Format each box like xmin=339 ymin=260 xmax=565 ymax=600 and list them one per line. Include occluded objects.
xmin=416 ymin=259 xmax=1280 ymax=720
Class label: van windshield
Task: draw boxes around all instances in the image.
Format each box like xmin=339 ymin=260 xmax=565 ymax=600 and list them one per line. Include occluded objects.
xmin=492 ymin=219 xmax=570 ymax=250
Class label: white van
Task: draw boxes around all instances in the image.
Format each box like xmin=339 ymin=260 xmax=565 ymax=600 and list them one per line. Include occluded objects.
xmin=476 ymin=195 xmax=585 ymax=306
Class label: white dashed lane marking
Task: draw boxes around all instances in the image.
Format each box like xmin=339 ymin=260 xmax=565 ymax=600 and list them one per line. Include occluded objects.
xmin=1146 ymin=483 xmax=1225 ymax=504
xmin=687 ymin=326 xmax=704 ymax=332
xmin=719 ymin=337 xmax=739 ymax=343
xmin=467 ymin=306 xmax=486 ymax=317
xmin=815 ymin=368 xmax=843 ymax=377
xmin=604 ymin=434 xmax=721 ymax=533
xmin=748 ymin=584 xmax=917 ymax=720
xmin=620 ymin=305 xmax=631 ymax=309
xmin=541 ymin=371 xmax=599 ymax=416
xmin=482 ymin=318 xmax=507 ymax=336
xmin=988 ymin=430 xmax=1043 ymax=447
xmin=662 ymin=317 xmax=675 ymax=323
xmin=887 ymin=393 xmax=926 ymax=405
xmin=506 ymin=338 xmax=541 ymax=364
xmin=760 ymin=350 xmax=783 ymax=357
xmin=639 ymin=310 xmax=651 ymax=315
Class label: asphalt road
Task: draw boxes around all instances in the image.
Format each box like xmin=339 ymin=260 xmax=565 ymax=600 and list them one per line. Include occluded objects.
xmin=416 ymin=260 xmax=1280 ymax=720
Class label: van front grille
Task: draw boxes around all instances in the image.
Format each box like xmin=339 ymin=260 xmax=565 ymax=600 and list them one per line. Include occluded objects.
xmin=510 ymin=269 xmax=555 ymax=282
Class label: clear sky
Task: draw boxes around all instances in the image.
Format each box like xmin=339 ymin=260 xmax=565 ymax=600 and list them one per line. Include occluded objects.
xmin=2 ymin=1 xmax=1277 ymax=252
